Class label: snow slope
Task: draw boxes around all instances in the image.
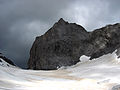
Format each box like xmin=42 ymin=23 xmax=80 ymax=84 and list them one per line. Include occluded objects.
xmin=0 ymin=58 xmax=15 ymax=68
xmin=0 ymin=51 xmax=120 ymax=90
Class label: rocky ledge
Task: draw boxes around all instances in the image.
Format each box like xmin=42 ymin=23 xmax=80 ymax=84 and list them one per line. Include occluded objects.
xmin=28 ymin=18 xmax=120 ymax=70
xmin=0 ymin=53 xmax=15 ymax=66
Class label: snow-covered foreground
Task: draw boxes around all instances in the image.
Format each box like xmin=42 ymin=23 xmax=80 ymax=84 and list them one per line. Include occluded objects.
xmin=1 ymin=51 xmax=120 ymax=90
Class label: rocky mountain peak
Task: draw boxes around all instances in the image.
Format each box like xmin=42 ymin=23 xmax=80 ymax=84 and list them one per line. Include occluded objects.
xmin=52 ymin=18 xmax=68 ymax=28
xmin=28 ymin=19 xmax=120 ymax=70
xmin=58 ymin=18 xmax=66 ymax=24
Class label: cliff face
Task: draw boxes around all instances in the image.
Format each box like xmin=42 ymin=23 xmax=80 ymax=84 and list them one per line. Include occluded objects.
xmin=28 ymin=18 xmax=120 ymax=70
xmin=87 ymin=23 xmax=120 ymax=59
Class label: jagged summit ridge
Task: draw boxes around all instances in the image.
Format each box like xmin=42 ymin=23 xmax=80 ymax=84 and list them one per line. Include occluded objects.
xmin=28 ymin=18 xmax=120 ymax=70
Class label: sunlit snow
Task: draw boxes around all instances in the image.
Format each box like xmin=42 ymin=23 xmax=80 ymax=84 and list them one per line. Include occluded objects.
xmin=0 ymin=51 xmax=120 ymax=90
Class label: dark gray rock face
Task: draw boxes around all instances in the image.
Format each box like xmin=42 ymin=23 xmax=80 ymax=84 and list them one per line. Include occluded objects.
xmin=117 ymin=48 xmax=120 ymax=58
xmin=28 ymin=18 xmax=120 ymax=70
xmin=0 ymin=53 xmax=15 ymax=66
xmin=86 ymin=23 xmax=120 ymax=59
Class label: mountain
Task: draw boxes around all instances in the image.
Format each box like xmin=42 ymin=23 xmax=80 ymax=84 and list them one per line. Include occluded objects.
xmin=28 ymin=18 xmax=89 ymax=70
xmin=28 ymin=18 xmax=120 ymax=70
xmin=1 ymin=19 xmax=120 ymax=90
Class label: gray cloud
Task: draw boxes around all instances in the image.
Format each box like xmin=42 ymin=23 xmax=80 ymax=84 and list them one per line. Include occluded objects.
xmin=59 ymin=0 xmax=120 ymax=30
xmin=0 ymin=0 xmax=120 ymax=68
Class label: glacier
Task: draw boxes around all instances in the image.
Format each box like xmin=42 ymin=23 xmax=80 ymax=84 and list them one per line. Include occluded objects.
xmin=0 ymin=51 xmax=120 ymax=90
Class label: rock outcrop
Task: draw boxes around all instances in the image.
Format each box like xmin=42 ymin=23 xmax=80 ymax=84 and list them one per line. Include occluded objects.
xmin=0 ymin=53 xmax=15 ymax=66
xmin=87 ymin=23 xmax=120 ymax=59
xmin=28 ymin=18 xmax=120 ymax=70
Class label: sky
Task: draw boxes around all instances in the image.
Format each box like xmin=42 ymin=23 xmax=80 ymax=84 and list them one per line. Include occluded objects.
xmin=0 ymin=0 xmax=120 ymax=68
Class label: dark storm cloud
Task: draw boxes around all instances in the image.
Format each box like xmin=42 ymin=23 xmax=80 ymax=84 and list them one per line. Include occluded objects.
xmin=0 ymin=0 xmax=73 ymax=68
xmin=0 ymin=0 xmax=120 ymax=68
